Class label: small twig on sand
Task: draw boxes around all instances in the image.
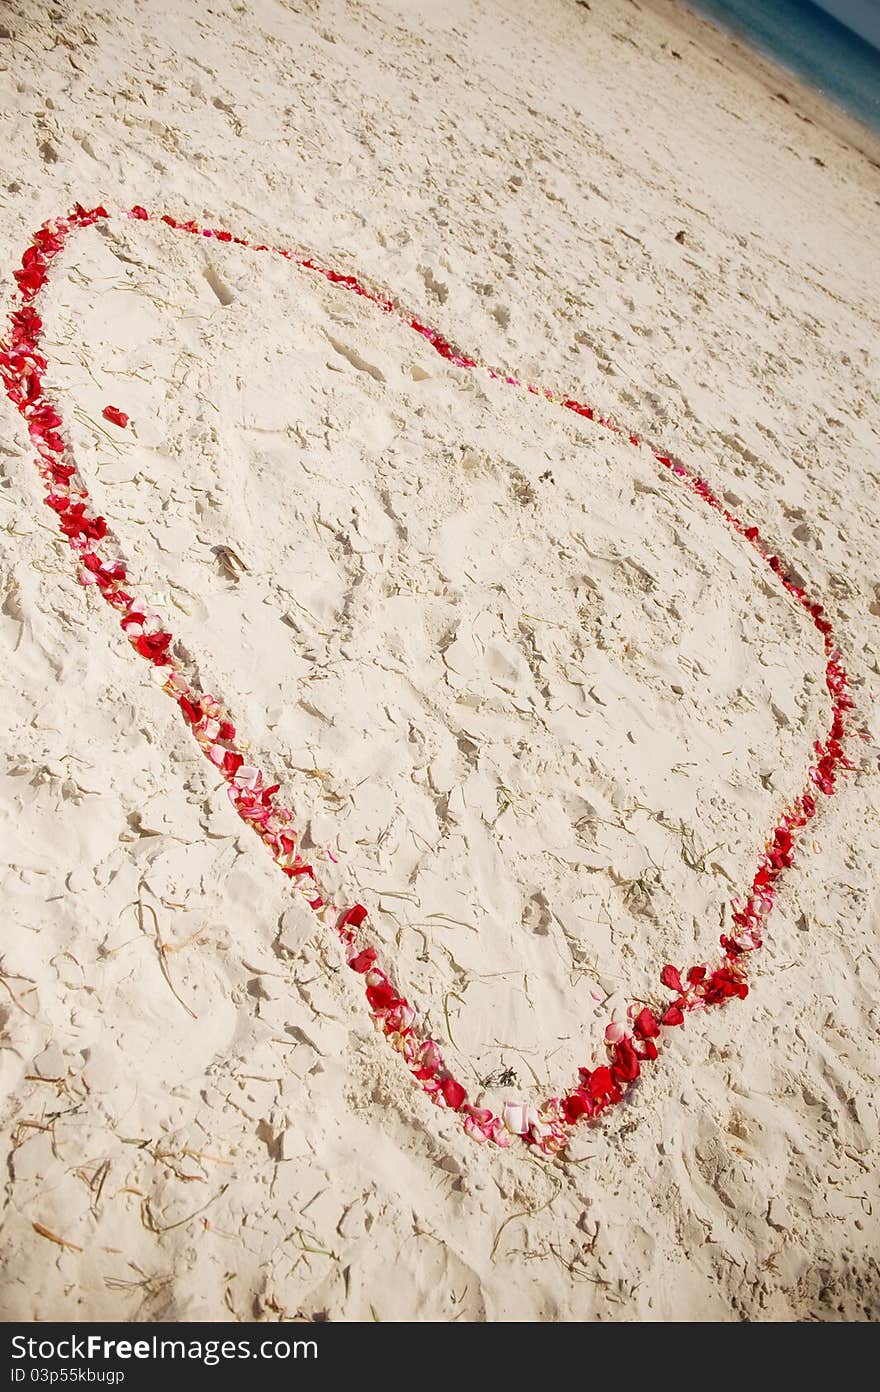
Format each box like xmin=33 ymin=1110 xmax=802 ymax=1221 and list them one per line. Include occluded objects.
xmin=0 ymin=968 xmax=37 ymax=1017
xmin=491 ymin=1164 xmax=564 ymax=1261
xmin=443 ymin=990 xmax=466 ymax=1047
xmin=126 ymin=894 xmax=197 ymax=1019
xmin=290 ymin=1230 xmax=339 ymax=1261
xmin=142 ymin=1183 xmax=230 ymax=1234
xmin=32 ymin=1221 xmax=83 ymax=1253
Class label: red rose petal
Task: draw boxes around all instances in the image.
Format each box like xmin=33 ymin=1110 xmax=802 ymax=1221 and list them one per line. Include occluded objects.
xmin=661 ymin=1004 xmax=685 ymax=1027
xmin=660 ymin=964 xmax=683 ymax=994
xmin=440 ymin=1077 xmax=466 ymax=1111
xmin=633 ymin=1007 xmax=660 ymax=1040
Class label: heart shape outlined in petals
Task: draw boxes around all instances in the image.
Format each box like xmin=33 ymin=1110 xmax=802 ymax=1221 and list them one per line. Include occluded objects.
xmin=1 ymin=203 xmax=854 ymax=1154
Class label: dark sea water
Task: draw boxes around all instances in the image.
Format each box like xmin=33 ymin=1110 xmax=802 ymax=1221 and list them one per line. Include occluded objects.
xmin=684 ymin=0 xmax=880 ymax=133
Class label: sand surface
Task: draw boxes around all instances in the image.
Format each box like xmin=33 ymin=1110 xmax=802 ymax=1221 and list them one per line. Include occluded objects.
xmin=1 ymin=0 xmax=879 ymax=1321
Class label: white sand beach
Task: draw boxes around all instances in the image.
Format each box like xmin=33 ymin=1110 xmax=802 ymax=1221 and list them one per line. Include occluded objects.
xmin=0 ymin=0 xmax=879 ymax=1321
